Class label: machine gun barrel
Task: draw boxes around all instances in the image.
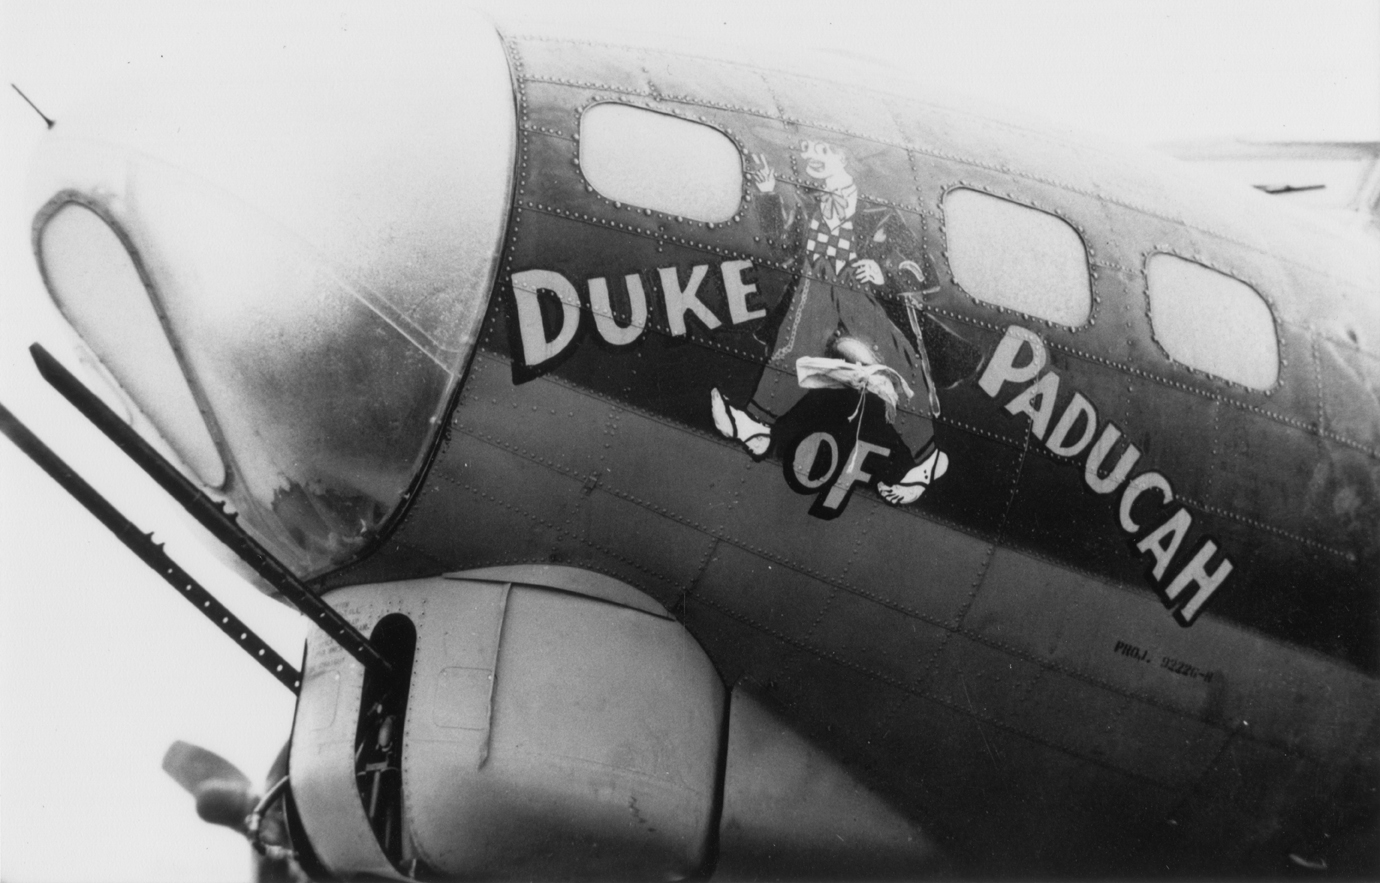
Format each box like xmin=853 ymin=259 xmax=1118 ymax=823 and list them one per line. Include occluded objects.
xmin=29 ymin=344 xmax=393 ymax=679
xmin=0 ymin=401 xmax=303 ymax=692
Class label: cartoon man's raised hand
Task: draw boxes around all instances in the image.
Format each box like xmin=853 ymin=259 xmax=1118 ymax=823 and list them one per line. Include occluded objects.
xmin=748 ymin=153 xmax=776 ymax=193
xmin=850 ymin=259 xmax=884 ymax=286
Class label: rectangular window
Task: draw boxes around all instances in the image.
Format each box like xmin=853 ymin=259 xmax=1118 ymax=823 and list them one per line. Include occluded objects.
xmin=943 ymin=188 xmax=1092 ymax=328
xmin=1146 ymin=254 xmax=1279 ymax=390
xmin=579 ymin=103 xmax=742 ymax=223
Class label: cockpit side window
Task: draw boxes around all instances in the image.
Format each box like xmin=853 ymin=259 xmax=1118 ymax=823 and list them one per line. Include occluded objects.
xmin=1145 ymin=253 xmax=1279 ymax=390
xmin=942 ymin=188 xmax=1092 ymax=328
xmin=578 ymin=103 xmax=743 ymax=223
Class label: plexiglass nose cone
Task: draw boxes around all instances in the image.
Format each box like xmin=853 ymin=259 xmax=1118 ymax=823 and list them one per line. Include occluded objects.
xmin=28 ymin=5 xmax=516 ymax=577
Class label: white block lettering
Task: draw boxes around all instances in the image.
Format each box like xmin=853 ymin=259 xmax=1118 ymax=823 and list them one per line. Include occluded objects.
xmin=792 ymin=432 xmax=839 ymax=489
xmin=822 ymin=441 xmax=890 ymax=510
xmin=588 ymin=274 xmax=647 ymax=346
xmin=658 ymin=264 xmax=722 ymax=337
xmin=1120 ymin=471 xmax=1173 ymax=533
xmin=1167 ymin=541 xmax=1234 ymax=625
xmin=1046 ymin=392 xmax=1098 ymax=457
xmin=1136 ymin=508 xmax=1193 ymax=580
xmin=1085 ymin=423 xmax=1141 ymax=494
xmin=1005 ymin=371 xmax=1061 ymax=440
xmin=721 ymin=259 xmax=765 ymax=325
xmin=979 ymin=325 xmax=1047 ymax=398
xmin=511 ymin=269 xmax=581 ymax=367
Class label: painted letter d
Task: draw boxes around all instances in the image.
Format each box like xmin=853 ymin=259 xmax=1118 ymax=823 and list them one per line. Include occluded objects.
xmin=511 ymin=269 xmax=582 ymax=367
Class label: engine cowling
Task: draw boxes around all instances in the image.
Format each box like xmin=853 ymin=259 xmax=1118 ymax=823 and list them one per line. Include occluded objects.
xmin=290 ymin=567 xmax=724 ymax=879
xmin=288 ymin=566 xmax=942 ymax=879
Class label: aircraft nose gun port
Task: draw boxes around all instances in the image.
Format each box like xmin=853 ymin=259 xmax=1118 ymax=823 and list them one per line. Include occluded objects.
xmin=353 ymin=614 xmax=418 ymax=862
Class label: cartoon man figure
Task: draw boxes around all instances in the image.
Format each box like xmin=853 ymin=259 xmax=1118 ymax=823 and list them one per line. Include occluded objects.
xmin=711 ymin=140 xmax=948 ymax=505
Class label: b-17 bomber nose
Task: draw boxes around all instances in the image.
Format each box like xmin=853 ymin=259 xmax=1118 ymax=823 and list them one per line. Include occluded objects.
xmin=25 ymin=5 xmax=515 ymax=578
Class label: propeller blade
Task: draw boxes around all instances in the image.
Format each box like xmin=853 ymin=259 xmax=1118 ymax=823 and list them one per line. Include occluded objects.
xmin=162 ymin=740 xmax=251 ymax=794
xmin=192 ymin=781 xmax=258 ymax=834
xmin=162 ymin=741 xmax=258 ymax=834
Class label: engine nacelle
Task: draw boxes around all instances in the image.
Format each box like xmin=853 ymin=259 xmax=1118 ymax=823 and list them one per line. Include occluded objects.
xmin=288 ymin=565 xmax=942 ymax=880
xmin=289 ymin=567 xmax=724 ymax=880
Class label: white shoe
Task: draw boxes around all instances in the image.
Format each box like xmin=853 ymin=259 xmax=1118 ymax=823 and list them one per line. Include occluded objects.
xmin=710 ymin=388 xmax=735 ymax=437
xmin=711 ymin=389 xmax=771 ymax=459
xmin=878 ymin=449 xmax=948 ymax=505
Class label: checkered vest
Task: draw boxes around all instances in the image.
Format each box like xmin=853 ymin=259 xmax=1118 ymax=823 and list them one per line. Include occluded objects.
xmin=805 ymin=210 xmax=855 ymax=276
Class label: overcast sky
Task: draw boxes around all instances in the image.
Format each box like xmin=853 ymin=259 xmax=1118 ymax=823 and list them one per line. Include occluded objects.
xmin=1 ymin=2 xmax=1377 ymax=881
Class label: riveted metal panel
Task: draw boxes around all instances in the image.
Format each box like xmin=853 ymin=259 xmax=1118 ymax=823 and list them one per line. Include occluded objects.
xmin=807 ymin=585 xmax=952 ymax=688
xmin=317 ymin=29 xmax=1380 ymax=876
